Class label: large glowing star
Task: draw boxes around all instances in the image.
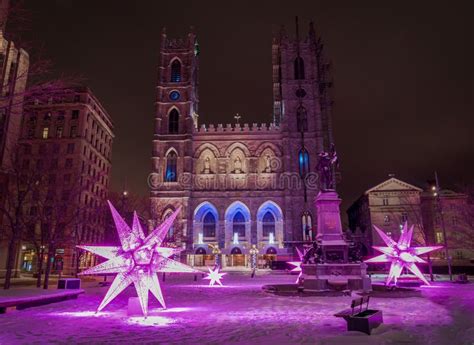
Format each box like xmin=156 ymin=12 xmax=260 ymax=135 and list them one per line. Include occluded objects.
xmin=204 ymin=266 xmax=226 ymax=286
xmin=287 ymin=247 xmax=305 ymax=283
xmin=78 ymin=202 xmax=197 ymax=317
xmin=365 ymin=223 xmax=442 ymax=285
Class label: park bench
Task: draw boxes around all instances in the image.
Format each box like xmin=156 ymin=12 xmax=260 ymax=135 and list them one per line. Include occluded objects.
xmin=0 ymin=289 xmax=84 ymax=314
xmin=334 ymin=296 xmax=383 ymax=334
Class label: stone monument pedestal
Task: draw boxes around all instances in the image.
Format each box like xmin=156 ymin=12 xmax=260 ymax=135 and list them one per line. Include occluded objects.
xmin=315 ymin=190 xmax=348 ymax=263
xmin=299 ymin=190 xmax=371 ymax=292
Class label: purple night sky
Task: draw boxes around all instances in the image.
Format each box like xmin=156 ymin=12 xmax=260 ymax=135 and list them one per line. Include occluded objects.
xmin=19 ymin=0 xmax=474 ymax=212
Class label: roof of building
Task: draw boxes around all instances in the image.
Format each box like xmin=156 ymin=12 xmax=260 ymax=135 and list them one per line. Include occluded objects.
xmin=364 ymin=177 xmax=423 ymax=194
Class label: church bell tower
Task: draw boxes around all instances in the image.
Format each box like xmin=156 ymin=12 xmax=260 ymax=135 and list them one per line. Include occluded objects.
xmin=150 ymin=28 xmax=199 ymax=247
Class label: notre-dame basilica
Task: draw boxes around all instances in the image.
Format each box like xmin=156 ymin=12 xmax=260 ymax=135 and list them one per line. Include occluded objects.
xmin=150 ymin=21 xmax=335 ymax=267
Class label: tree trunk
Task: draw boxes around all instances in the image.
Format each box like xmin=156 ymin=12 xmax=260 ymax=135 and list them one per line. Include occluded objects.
xmin=43 ymin=246 xmax=54 ymax=289
xmin=75 ymin=250 xmax=81 ymax=278
xmin=36 ymin=248 xmax=44 ymax=288
xmin=427 ymin=253 xmax=434 ymax=282
xmin=3 ymin=238 xmax=18 ymax=290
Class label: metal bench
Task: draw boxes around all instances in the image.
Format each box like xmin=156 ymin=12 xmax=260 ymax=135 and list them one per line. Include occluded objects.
xmin=334 ymin=296 xmax=383 ymax=334
xmin=0 ymin=289 xmax=84 ymax=314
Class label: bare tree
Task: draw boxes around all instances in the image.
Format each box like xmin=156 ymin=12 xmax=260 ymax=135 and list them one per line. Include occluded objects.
xmin=0 ymin=144 xmax=42 ymax=289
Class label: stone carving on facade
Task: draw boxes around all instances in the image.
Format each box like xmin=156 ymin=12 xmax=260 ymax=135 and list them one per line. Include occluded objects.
xmin=203 ymin=156 xmax=211 ymax=174
xmin=264 ymin=154 xmax=272 ymax=173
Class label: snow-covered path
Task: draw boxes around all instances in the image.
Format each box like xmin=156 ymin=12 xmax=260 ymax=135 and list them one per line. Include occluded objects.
xmin=0 ymin=272 xmax=473 ymax=344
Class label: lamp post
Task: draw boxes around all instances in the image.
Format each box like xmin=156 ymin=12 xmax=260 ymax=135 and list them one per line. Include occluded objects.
xmin=433 ymin=172 xmax=453 ymax=281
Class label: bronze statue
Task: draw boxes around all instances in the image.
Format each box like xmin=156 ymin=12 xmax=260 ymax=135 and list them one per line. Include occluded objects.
xmin=316 ymin=143 xmax=338 ymax=190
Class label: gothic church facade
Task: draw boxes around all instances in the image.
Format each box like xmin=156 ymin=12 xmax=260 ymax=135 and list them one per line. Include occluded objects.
xmin=150 ymin=23 xmax=334 ymax=266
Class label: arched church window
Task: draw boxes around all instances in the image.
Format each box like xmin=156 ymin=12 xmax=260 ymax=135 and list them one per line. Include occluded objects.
xmin=294 ymin=57 xmax=305 ymax=80
xmin=298 ymin=149 xmax=310 ymax=177
xmin=302 ymin=212 xmax=312 ymax=241
xmin=164 ymin=151 xmax=177 ymax=182
xmin=262 ymin=211 xmax=275 ymax=237
xmin=232 ymin=211 xmax=246 ymax=237
xmin=171 ymin=60 xmax=181 ymax=82
xmin=203 ymin=212 xmax=216 ymax=237
xmin=168 ymin=109 xmax=179 ymax=134
xmin=297 ymin=106 xmax=308 ymax=132
xmin=162 ymin=209 xmax=175 ymax=241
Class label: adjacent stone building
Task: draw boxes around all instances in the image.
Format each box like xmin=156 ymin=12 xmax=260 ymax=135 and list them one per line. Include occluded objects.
xmin=420 ymin=189 xmax=473 ymax=264
xmin=150 ymin=23 xmax=335 ymax=267
xmin=347 ymin=177 xmax=425 ymax=256
xmin=348 ymin=177 xmax=474 ymax=264
xmin=14 ymin=86 xmax=114 ymax=275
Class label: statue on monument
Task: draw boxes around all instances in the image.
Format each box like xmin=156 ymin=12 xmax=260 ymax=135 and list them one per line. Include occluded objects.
xmin=316 ymin=143 xmax=338 ymax=191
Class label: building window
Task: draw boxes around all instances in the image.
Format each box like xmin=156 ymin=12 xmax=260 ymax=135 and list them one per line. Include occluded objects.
xmin=435 ymin=232 xmax=443 ymax=244
xmin=65 ymin=158 xmax=73 ymax=169
xmin=52 ymin=144 xmax=60 ymax=154
xmin=383 ymin=198 xmax=389 ymax=206
xmin=39 ymin=144 xmax=47 ymax=154
xmin=56 ymin=126 xmax=63 ymax=138
xmin=67 ymin=143 xmax=75 ymax=154
xmin=72 ymin=110 xmax=80 ymax=119
xmin=298 ymin=149 xmax=310 ymax=176
xmin=48 ymin=174 xmax=56 ymax=185
xmin=232 ymin=211 xmax=246 ymax=237
xmin=50 ymin=159 xmax=58 ymax=169
xmin=384 ymin=215 xmax=390 ymax=224
xmin=168 ymin=109 xmax=179 ymax=134
xmin=203 ymin=212 xmax=216 ymax=238
xmin=452 ymin=216 xmax=458 ymax=226
xmin=401 ymin=212 xmax=408 ymax=222
xmin=262 ymin=211 xmax=275 ymax=237
xmin=164 ymin=151 xmax=177 ymax=182
xmin=171 ymin=59 xmax=181 ymax=82
xmin=296 ymin=106 xmax=307 ymax=132
xmin=42 ymin=127 xmax=49 ymax=139
xmin=302 ymin=212 xmax=312 ymax=241
xmin=70 ymin=126 xmax=77 ymax=137
xmin=294 ymin=57 xmax=305 ymax=80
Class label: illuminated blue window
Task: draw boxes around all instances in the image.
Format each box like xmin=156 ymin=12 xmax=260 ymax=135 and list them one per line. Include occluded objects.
xmin=169 ymin=90 xmax=180 ymax=101
xmin=298 ymin=149 xmax=309 ymax=176
xmin=203 ymin=212 xmax=216 ymax=237
xmin=262 ymin=212 xmax=275 ymax=237
xmin=165 ymin=151 xmax=177 ymax=182
xmin=233 ymin=212 xmax=246 ymax=237
xmin=171 ymin=60 xmax=181 ymax=82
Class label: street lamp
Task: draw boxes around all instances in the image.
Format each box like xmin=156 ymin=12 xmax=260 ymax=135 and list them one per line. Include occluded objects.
xmin=433 ymin=172 xmax=453 ymax=281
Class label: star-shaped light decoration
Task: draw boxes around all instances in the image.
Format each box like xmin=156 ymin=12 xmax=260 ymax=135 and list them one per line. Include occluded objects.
xmin=204 ymin=266 xmax=226 ymax=286
xmin=287 ymin=247 xmax=305 ymax=283
xmin=365 ymin=223 xmax=442 ymax=285
xmin=78 ymin=201 xmax=197 ymax=317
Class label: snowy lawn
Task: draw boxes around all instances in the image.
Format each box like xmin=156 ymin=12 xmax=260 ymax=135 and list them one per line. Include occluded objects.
xmin=0 ymin=272 xmax=473 ymax=344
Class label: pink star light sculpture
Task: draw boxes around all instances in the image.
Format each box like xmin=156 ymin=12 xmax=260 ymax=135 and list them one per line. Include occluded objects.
xmin=204 ymin=266 xmax=226 ymax=286
xmin=78 ymin=201 xmax=197 ymax=317
xmin=365 ymin=223 xmax=442 ymax=285
xmin=287 ymin=247 xmax=305 ymax=283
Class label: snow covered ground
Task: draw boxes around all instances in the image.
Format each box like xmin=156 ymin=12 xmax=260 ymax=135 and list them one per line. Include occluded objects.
xmin=0 ymin=272 xmax=473 ymax=344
